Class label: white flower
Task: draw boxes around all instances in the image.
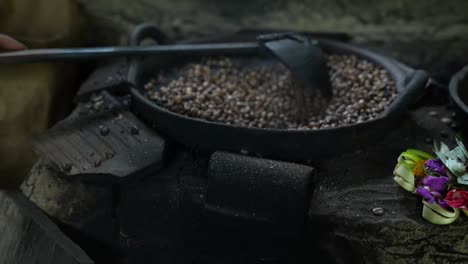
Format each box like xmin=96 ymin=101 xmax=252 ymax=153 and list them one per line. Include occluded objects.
xmin=445 ymin=158 xmax=466 ymax=176
xmin=458 ymin=174 xmax=468 ymax=185
xmin=439 ymin=142 xmax=451 ymax=154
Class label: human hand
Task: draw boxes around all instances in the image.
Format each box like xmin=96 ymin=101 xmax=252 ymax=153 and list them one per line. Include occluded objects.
xmin=0 ymin=34 xmax=26 ymax=50
xmin=0 ymin=34 xmax=25 ymax=124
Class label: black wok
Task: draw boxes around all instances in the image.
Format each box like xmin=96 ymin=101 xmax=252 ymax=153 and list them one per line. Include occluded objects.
xmin=128 ymin=24 xmax=429 ymax=161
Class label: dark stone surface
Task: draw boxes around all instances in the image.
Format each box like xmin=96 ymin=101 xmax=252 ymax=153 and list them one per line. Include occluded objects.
xmin=19 ymin=64 xmax=169 ymax=262
xmin=308 ymin=105 xmax=468 ymax=263
xmin=20 ymin=158 xmax=117 ymax=263
xmin=34 ymin=109 xmax=167 ymax=181
xmin=0 ymin=191 xmax=93 ymax=264
xmin=117 ymin=151 xmax=315 ymax=263
xmin=117 ymin=153 xmax=192 ymax=263
xmin=20 ymin=98 xmax=468 ymax=264
xmin=18 ymin=52 xmax=467 ymax=263
xmin=76 ymin=0 xmax=468 ymax=81
xmin=206 ymin=151 xmax=314 ymax=233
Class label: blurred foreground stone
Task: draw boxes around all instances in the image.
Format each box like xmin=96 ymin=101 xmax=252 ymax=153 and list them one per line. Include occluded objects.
xmin=0 ymin=190 xmax=93 ymax=264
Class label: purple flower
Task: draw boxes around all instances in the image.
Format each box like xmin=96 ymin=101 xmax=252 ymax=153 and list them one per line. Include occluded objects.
xmin=416 ymin=176 xmax=450 ymax=209
xmin=417 ymin=186 xmax=436 ymax=203
xmin=422 ymin=175 xmax=448 ymax=193
xmin=424 ymin=159 xmax=446 ymax=176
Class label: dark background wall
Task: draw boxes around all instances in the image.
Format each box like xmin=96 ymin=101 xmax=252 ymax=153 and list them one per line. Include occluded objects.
xmin=76 ymin=0 xmax=468 ymax=81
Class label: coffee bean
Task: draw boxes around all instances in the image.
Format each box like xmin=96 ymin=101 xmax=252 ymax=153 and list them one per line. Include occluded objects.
xmin=174 ymin=95 xmax=183 ymax=104
xmin=91 ymin=94 xmax=103 ymax=102
xmin=372 ymin=207 xmax=385 ymax=216
xmin=92 ymin=101 xmax=103 ymax=111
xmin=146 ymin=55 xmax=396 ymax=129
xmin=130 ymin=125 xmax=139 ymax=135
xmin=440 ymin=117 xmax=452 ymax=124
xmin=99 ymin=125 xmax=110 ymax=136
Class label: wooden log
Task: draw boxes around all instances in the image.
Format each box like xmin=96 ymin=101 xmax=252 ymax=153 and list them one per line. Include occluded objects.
xmin=0 ymin=191 xmax=94 ymax=264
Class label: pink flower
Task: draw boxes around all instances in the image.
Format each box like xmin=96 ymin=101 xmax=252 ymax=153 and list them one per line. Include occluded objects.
xmin=445 ymin=189 xmax=468 ymax=209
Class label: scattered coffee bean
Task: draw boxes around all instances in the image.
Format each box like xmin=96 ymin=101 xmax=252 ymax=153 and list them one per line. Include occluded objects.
xmin=94 ymin=160 xmax=102 ymax=167
xmin=99 ymin=125 xmax=110 ymax=136
xmin=91 ymin=94 xmax=103 ymax=102
xmin=144 ymin=83 xmax=153 ymax=90
xmin=440 ymin=117 xmax=452 ymax=124
xmin=92 ymin=101 xmax=103 ymax=111
xmin=130 ymin=125 xmax=139 ymax=135
xmin=372 ymin=207 xmax=385 ymax=216
xmin=146 ymin=55 xmax=396 ymax=129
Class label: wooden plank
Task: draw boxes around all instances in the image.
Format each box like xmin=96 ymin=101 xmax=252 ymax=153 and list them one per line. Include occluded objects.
xmin=0 ymin=191 xmax=94 ymax=264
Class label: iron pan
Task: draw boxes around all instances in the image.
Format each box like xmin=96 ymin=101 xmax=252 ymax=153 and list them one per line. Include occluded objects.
xmin=128 ymin=26 xmax=429 ymax=162
xmin=449 ymin=65 xmax=468 ymax=140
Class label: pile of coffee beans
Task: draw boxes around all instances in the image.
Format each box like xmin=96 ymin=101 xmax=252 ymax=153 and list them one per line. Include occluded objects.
xmin=145 ymin=55 xmax=396 ymax=129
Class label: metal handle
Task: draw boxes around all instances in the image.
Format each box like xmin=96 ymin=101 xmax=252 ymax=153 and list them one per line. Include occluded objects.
xmin=258 ymin=32 xmax=332 ymax=99
xmin=128 ymin=23 xmax=172 ymax=46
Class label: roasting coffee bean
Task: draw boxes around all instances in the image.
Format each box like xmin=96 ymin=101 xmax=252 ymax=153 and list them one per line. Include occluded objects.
xmin=146 ymin=55 xmax=396 ymax=129
xmin=130 ymin=125 xmax=139 ymax=135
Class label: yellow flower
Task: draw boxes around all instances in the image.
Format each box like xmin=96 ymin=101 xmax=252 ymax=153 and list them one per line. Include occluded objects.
xmin=412 ymin=159 xmax=427 ymax=178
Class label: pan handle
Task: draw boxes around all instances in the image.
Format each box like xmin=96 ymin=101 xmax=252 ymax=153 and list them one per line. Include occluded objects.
xmin=127 ymin=24 xmax=172 ymax=88
xmin=128 ymin=23 xmax=172 ymax=46
xmin=383 ymin=70 xmax=429 ymax=116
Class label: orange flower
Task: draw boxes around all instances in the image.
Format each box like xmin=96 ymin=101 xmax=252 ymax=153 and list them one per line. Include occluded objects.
xmin=412 ymin=159 xmax=427 ymax=177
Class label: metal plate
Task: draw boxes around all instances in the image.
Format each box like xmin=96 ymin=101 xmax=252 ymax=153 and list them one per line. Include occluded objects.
xmin=34 ymin=110 xmax=167 ymax=180
xmin=75 ymin=59 xmax=129 ymax=101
